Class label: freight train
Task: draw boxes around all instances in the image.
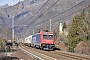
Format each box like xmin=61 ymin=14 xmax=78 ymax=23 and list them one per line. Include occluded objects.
xmin=23 ymin=31 xmax=55 ymax=50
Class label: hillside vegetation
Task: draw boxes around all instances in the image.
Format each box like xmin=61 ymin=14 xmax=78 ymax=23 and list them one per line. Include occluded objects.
xmin=68 ymin=5 xmax=90 ymax=53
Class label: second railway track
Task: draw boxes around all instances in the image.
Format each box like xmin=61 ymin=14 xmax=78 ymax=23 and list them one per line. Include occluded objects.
xmin=49 ymin=51 xmax=90 ymax=60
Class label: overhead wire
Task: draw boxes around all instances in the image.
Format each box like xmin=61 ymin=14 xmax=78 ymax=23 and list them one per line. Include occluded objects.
xmin=52 ymin=5 xmax=88 ymax=24
xmin=4 ymin=0 xmax=89 ymax=37
xmin=7 ymin=0 xmax=50 ymax=30
xmin=12 ymin=0 xmax=53 ymax=36
xmin=35 ymin=0 xmax=86 ymax=25
xmin=30 ymin=0 xmax=59 ymax=23
xmin=14 ymin=0 xmax=60 ymax=34
xmin=22 ymin=0 xmax=50 ymax=24
xmin=21 ymin=0 xmax=60 ymax=36
xmin=28 ymin=0 xmax=89 ymax=34
xmin=4 ymin=0 xmax=53 ymax=37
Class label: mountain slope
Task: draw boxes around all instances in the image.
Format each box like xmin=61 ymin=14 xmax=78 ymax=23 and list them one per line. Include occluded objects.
xmin=0 ymin=0 xmax=90 ymax=39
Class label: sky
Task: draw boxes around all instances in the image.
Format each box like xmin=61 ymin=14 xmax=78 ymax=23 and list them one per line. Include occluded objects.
xmin=0 ymin=0 xmax=24 ymax=6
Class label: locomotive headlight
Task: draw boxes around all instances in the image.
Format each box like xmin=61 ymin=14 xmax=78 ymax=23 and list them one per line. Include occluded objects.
xmin=43 ymin=42 xmax=46 ymax=43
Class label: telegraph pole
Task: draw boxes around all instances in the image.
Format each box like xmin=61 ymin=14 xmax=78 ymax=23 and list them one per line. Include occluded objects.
xmin=12 ymin=16 xmax=14 ymax=51
xmin=33 ymin=29 xmax=34 ymax=35
xmin=12 ymin=16 xmax=30 ymax=50
xmin=50 ymin=19 xmax=51 ymax=32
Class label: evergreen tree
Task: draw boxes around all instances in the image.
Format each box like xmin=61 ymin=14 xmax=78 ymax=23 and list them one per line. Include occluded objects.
xmin=68 ymin=13 xmax=88 ymax=52
xmin=81 ymin=6 xmax=90 ymax=41
xmin=63 ymin=22 xmax=67 ymax=30
xmin=86 ymin=5 xmax=90 ymax=41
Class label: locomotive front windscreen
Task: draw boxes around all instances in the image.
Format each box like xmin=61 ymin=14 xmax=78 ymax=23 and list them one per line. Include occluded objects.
xmin=43 ymin=34 xmax=53 ymax=40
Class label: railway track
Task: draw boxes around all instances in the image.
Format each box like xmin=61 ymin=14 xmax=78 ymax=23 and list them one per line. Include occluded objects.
xmin=49 ymin=51 xmax=90 ymax=60
xmin=19 ymin=45 xmax=90 ymax=60
xmin=19 ymin=45 xmax=58 ymax=60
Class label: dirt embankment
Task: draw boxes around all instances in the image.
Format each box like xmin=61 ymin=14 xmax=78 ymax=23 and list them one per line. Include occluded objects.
xmin=75 ymin=41 xmax=90 ymax=55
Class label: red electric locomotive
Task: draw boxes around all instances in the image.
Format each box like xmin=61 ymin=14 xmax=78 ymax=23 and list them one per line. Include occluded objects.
xmin=31 ymin=31 xmax=55 ymax=50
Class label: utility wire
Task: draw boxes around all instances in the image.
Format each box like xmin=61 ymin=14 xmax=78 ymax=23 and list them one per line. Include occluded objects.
xmin=22 ymin=0 xmax=50 ymax=24
xmin=6 ymin=0 xmax=50 ymax=33
xmin=52 ymin=5 xmax=88 ymax=24
xmin=28 ymin=0 xmax=89 ymax=34
xmin=31 ymin=0 xmax=59 ymax=23
xmin=30 ymin=6 xmax=88 ymax=34
xmin=22 ymin=0 xmax=59 ymax=25
xmin=5 ymin=0 xmax=89 ymax=37
xmin=3 ymin=0 xmax=51 ymax=36
xmin=14 ymin=0 xmax=59 ymax=33
xmin=35 ymin=0 xmax=86 ymax=25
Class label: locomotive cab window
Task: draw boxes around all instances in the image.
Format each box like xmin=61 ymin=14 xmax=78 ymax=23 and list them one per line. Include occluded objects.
xmin=43 ymin=34 xmax=53 ymax=40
